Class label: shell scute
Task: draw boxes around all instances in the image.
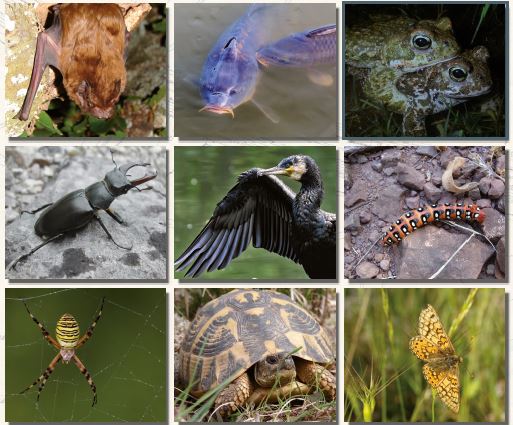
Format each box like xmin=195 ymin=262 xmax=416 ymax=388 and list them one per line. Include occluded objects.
xmin=179 ymin=289 xmax=334 ymax=394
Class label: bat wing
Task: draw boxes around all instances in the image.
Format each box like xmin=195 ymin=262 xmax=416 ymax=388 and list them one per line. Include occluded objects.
xmin=16 ymin=9 xmax=62 ymax=121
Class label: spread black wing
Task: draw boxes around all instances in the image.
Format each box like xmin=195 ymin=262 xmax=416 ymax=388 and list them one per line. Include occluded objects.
xmin=175 ymin=169 xmax=299 ymax=278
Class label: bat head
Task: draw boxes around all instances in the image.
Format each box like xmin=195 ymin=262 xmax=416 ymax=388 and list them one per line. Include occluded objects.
xmin=74 ymin=79 xmax=123 ymax=120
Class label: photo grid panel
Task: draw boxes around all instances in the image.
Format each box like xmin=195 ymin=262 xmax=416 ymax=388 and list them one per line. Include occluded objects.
xmin=0 ymin=1 xmax=511 ymax=424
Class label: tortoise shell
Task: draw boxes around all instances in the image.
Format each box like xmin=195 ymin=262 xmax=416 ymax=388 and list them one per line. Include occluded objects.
xmin=179 ymin=289 xmax=334 ymax=395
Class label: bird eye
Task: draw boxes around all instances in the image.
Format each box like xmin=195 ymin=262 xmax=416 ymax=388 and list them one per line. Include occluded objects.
xmin=449 ymin=67 xmax=468 ymax=82
xmin=412 ymin=34 xmax=432 ymax=50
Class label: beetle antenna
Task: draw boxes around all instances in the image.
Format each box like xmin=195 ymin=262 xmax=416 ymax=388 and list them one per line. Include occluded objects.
xmin=110 ymin=150 xmax=118 ymax=169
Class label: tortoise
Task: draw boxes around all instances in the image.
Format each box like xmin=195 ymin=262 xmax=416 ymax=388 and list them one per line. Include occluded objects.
xmin=178 ymin=289 xmax=336 ymax=417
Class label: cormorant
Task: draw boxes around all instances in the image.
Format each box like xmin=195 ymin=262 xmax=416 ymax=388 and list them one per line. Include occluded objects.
xmin=175 ymin=155 xmax=336 ymax=279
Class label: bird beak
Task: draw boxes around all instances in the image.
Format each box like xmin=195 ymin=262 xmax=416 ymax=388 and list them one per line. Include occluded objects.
xmin=258 ymin=166 xmax=288 ymax=177
xmin=199 ymin=105 xmax=235 ymax=118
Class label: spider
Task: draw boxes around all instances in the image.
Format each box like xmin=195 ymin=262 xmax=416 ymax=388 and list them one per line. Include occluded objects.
xmin=20 ymin=297 xmax=105 ymax=406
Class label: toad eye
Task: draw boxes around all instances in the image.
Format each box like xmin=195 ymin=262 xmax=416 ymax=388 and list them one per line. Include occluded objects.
xmin=449 ymin=66 xmax=468 ymax=82
xmin=412 ymin=34 xmax=432 ymax=50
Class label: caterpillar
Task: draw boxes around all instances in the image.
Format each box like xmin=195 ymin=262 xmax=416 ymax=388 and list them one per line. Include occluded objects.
xmin=382 ymin=203 xmax=485 ymax=246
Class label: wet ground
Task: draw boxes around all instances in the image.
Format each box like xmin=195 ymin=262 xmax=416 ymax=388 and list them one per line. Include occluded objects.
xmin=174 ymin=3 xmax=337 ymax=139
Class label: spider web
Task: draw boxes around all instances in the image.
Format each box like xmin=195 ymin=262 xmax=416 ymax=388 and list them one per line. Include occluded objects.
xmin=5 ymin=288 xmax=167 ymax=422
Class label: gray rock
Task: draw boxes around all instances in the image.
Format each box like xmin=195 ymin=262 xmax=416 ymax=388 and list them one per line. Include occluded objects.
xmin=395 ymin=226 xmax=494 ymax=279
xmin=344 ymin=164 xmax=353 ymax=191
xmin=344 ymin=180 xmax=368 ymax=207
xmin=405 ymin=196 xmax=419 ymax=209
xmin=416 ymin=146 xmax=438 ymax=157
xmin=488 ymin=179 xmax=505 ymax=199
xmin=479 ymin=176 xmax=492 ymax=195
xmin=359 ymin=211 xmax=371 ymax=224
xmin=397 ymin=163 xmax=425 ymax=191
xmin=355 ymin=261 xmax=379 ymax=279
xmin=381 ymin=150 xmax=401 ymax=167
xmin=5 ymin=147 xmax=167 ymax=280
xmin=431 ymin=170 xmax=443 ymax=186
xmin=486 ymin=263 xmax=495 ymax=276
xmin=373 ymin=184 xmax=407 ymax=222
xmin=496 ymin=237 xmax=505 ymax=274
xmin=344 ymin=233 xmax=352 ymax=251
xmin=371 ymin=161 xmax=383 ymax=172
xmin=424 ymin=182 xmax=442 ymax=203
xmin=383 ymin=167 xmax=395 ymax=176
xmin=469 ymin=187 xmax=481 ymax=201
xmin=379 ymin=259 xmax=390 ymax=271
xmin=476 ymin=198 xmax=492 ymax=208
xmin=481 ymin=208 xmax=505 ymax=243
xmin=440 ymin=148 xmax=457 ymax=168
xmin=344 ymin=214 xmax=361 ymax=231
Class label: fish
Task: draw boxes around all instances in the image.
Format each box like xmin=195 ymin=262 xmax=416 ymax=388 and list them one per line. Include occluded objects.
xmin=256 ymin=24 xmax=336 ymax=68
xmin=199 ymin=4 xmax=275 ymax=119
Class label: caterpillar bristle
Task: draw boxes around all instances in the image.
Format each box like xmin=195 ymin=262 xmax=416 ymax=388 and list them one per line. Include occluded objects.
xmin=382 ymin=203 xmax=485 ymax=246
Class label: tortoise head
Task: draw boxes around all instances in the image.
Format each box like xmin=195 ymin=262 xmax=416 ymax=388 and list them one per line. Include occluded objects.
xmin=253 ymin=352 xmax=296 ymax=387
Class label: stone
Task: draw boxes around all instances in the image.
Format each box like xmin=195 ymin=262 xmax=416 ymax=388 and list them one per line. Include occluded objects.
xmin=344 ymin=214 xmax=361 ymax=231
xmin=359 ymin=211 xmax=371 ymax=224
xmin=397 ymin=163 xmax=425 ymax=191
xmin=424 ymin=182 xmax=442 ymax=203
xmin=416 ymin=146 xmax=438 ymax=157
xmin=481 ymin=208 xmax=505 ymax=243
xmin=379 ymin=259 xmax=390 ymax=271
xmin=405 ymin=196 xmax=419 ymax=209
xmin=344 ymin=180 xmax=368 ymax=207
xmin=476 ymin=198 xmax=492 ymax=208
xmin=487 ymin=178 xmax=505 ymax=199
xmin=355 ymin=261 xmax=379 ymax=279
xmin=381 ymin=150 xmax=401 ymax=167
xmin=496 ymin=237 xmax=505 ymax=274
xmin=371 ymin=161 xmax=383 ymax=172
xmin=395 ymin=226 xmax=494 ymax=279
xmin=5 ymin=148 xmax=167 ymax=280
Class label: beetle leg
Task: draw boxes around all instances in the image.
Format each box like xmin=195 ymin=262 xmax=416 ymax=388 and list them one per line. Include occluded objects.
xmin=7 ymin=233 xmax=64 ymax=270
xmin=21 ymin=203 xmax=54 ymax=216
xmin=93 ymin=213 xmax=132 ymax=250
xmin=105 ymin=208 xmax=124 ymax=224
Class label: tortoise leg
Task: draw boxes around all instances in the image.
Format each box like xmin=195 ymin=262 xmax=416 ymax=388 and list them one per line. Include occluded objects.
xmin=296 ymin=359 xmax=336 ymax=400
xmin=214 ymin=372 xmax=254 ymax=418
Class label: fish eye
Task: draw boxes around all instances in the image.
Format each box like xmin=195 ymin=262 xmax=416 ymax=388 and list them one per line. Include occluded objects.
xmin=449 ymin=66 xmax=468 ymax=82
xmin=412 ymin=34 xmax=432 ymax=50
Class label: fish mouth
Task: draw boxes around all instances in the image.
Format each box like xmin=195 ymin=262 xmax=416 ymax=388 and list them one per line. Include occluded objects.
xmin=199 ymin=105 xmax=235 ymax=118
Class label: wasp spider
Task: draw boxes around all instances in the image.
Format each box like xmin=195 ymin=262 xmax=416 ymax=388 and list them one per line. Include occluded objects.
xmin=20 ymin=297 xmax=105 ymax=406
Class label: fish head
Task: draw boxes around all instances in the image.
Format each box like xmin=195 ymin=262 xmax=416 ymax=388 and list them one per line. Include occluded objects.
xmin=200 ymin=37 xmax=259 ymax=117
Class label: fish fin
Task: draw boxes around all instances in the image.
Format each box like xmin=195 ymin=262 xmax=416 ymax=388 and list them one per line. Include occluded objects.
xmin=251 ymin=98 xmax=280 ymax=124
xmin=306 ymin=24 xmax=337 ymax=38
xmin=307 ymin=69 xmax=334 ymax=87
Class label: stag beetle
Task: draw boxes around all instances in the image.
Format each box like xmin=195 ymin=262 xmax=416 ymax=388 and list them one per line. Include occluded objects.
xmin=8 ymin=153 xmax=157 ymax=270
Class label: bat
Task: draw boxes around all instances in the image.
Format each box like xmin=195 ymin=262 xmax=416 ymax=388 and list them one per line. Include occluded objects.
xmin=16 ymin=3 xmax=128 ymax=121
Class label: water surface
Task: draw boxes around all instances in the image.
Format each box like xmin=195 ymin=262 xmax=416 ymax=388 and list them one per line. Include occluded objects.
xmin=174 ymin=4 xmax=337 ymax=139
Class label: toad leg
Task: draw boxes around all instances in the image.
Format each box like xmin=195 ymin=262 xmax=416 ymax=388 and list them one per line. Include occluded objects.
xmin=214 ymin=372 xmax=254 ymax=418
xmin=296 ymin=358 xmax=336 ymax=400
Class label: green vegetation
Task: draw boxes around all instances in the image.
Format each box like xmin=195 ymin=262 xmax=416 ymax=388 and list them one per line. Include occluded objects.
xmin=344 ymin=288 xmax=505 ymax=422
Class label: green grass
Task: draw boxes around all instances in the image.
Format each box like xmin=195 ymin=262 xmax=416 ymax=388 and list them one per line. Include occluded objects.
xmin=344 ymin=288 xmax=505 ymax=422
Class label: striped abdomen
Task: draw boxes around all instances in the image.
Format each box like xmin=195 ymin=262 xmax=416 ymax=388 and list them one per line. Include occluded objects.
xmin=382 ymin=203 xmax=485 ymax=246
xmin=56 ymin=313 xmax=80 ymax=348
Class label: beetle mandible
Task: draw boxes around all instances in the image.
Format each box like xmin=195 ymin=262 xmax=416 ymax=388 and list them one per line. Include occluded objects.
xmin=8 ymin=153 xmax=157 ymax=270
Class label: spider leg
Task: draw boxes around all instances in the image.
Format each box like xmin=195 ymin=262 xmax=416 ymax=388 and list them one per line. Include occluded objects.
xmin=73 ymin=354 xmax=97 ymax=407
xmin=20 ymin=352 xmax=61 ymax=402
xmin=76 ymin=297 xmax=105 ymax=348
xmin=23 ymin=302 xmax=60 ymax=349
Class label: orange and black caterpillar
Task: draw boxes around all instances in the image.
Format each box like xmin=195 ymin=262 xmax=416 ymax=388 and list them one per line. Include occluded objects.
xmin=382 ymin=203 xmax=485 ymax=246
